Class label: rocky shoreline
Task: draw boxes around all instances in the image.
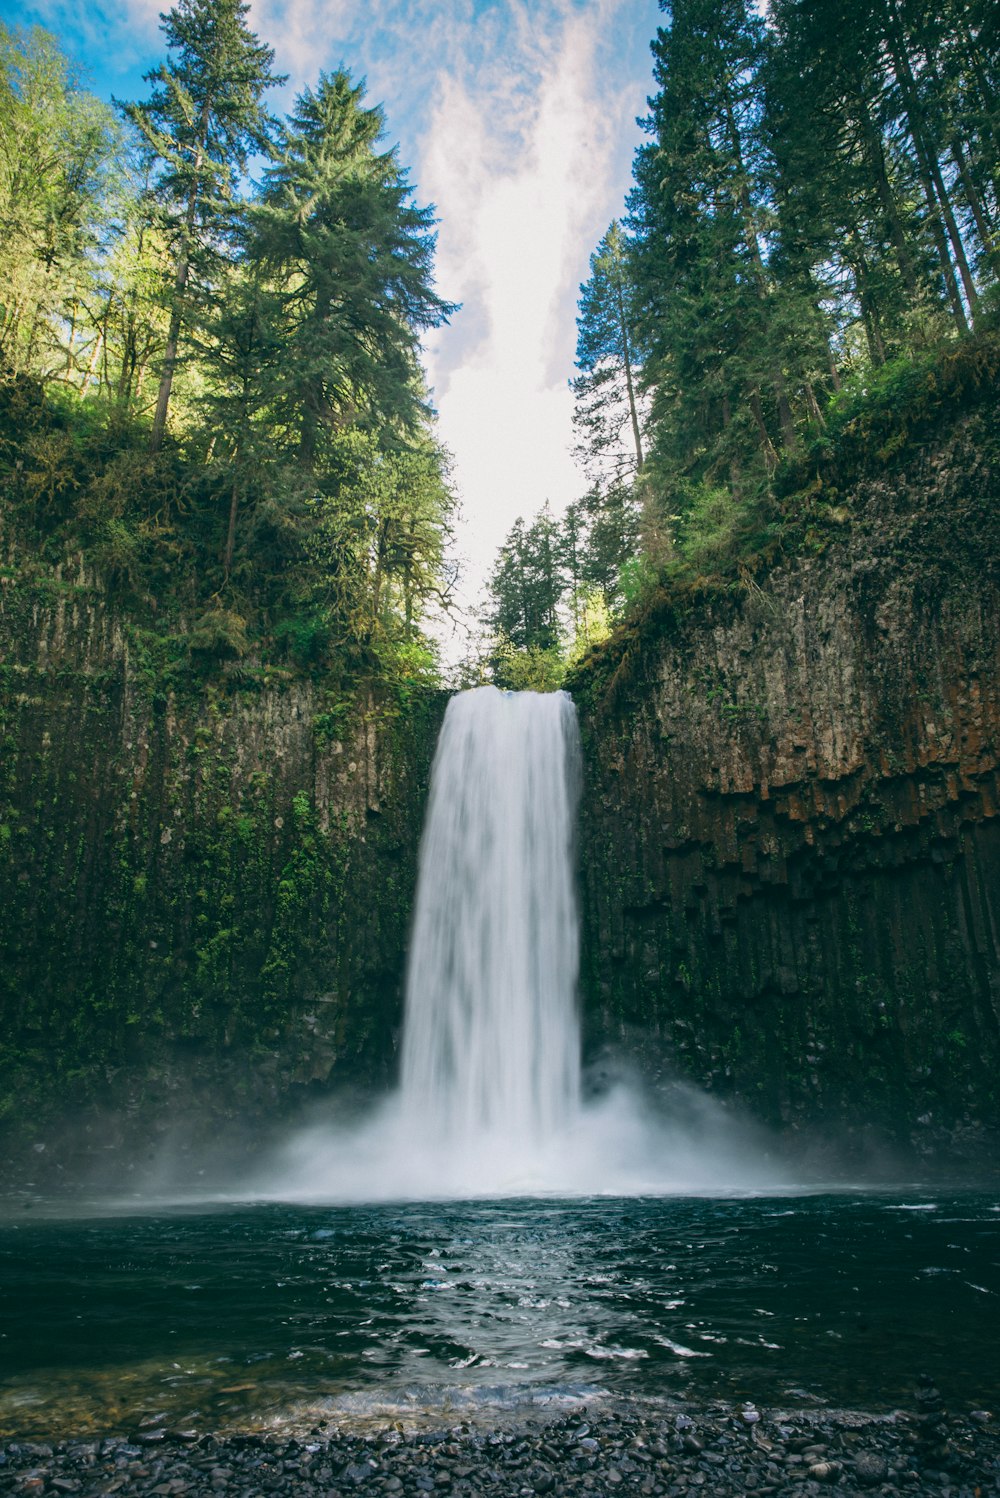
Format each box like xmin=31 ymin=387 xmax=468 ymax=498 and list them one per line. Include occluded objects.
xmin=2 ymin=1392 xmax=998 ymax=1497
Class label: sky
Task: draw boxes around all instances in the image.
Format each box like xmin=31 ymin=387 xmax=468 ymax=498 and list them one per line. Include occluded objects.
xmin=6 ymin=0 xmax=662 ymax=647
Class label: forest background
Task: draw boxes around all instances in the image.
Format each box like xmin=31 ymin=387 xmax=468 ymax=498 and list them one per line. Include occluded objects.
xmin=1 ymin=0 xmax=998 ymax=706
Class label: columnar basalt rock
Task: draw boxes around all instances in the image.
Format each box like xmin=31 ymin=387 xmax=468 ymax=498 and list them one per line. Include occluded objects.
xmin=574 ymin=413 xmax=1000 ymax=1159
xmin=0 ymin=557 xmax=446 ymax=1168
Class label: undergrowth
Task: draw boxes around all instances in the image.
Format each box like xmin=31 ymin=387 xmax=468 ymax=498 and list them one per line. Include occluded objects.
xmin=567 ymin=331 xmax=1000 ymax=718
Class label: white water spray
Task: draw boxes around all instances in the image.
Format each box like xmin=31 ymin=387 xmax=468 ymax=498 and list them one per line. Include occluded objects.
xmin=250 ymin=687 xmax=789 ymax=1200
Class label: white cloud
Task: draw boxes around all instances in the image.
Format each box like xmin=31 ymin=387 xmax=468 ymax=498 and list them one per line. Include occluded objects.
xmin=415 ymin=0 xmax=655 ymax=625
xmin=249 ymin=0 xmax=357 ymax=81
xmin=21 ymin=0 xmax=657 ymax=655
xmin=246 ymin=0 xmax=657 ymax=643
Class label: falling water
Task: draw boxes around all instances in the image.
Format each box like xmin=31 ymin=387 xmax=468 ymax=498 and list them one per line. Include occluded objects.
xmin=399 ymin=686 xmax=581 ymax=1161
xmin=241 ymin=686 xmax=791 ymax=1200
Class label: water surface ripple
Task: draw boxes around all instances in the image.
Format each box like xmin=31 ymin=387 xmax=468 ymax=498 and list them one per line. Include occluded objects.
xmin=1 ymin=1192 xmax=999 ymax=1436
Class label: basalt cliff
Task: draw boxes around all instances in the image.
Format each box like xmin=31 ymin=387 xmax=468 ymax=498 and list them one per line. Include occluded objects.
xmin=572 ymin=403 xmax=999 ymax=1164
xmin=1 ymin=400 xmax=998 ymax=1176
xmin=0 ymin=570 xmax=445 ymax=1174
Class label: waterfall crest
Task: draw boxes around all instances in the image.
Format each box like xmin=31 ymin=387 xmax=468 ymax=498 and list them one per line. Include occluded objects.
xmin=400 ymin=686 xmax=581 ymax=1159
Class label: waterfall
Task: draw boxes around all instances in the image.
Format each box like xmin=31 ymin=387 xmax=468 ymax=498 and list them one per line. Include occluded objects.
xmin=248 ymin=687 xmax=788 ymax=1201
xmin=399 ymin=687 xmax=582 ymax=1162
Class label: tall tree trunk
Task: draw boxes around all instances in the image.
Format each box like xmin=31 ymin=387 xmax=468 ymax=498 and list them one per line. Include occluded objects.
xmin=65 ymin=300 xmax=78 ymax=379
xmin=957 ymin=21 xmax=1000 ymax=197
xmin=223 ymin=471 xmax=240 ymax=578
xmin=722 ymin=89 xmax=798 ymax=452
xmin=613 ymin=282 xmax=644 ymax=471
xmin=827 ymin=347 xmax=842 ymax=392
xmin=150 ymin=271 xmax=187 ymax=450
xmin=403 ymin=517 xmax=417 ymax=639
xmin=80 ymin=331 xmax=104 ymax=395
xmin=116 ymin=319 xmax=136 ymax=404
xmin=371 ymin=525 xmax=388 ymax=630
xmin=722 ymin=389 xmax=743 ymax=500
xmin=917 ymin=15 xmax=999 ymax=242
xmin=748 ymin=389 xmax=779 ymax=473
xmin=803 ymin=378 xmax=824 ymax=428
xmin=884 ymin=1 xmax=978 ymax=324
xmin=776 ymin=385 xmax=796 ymax=450
xmin=149 ymin=101 xmax=211 ymax=453
xmin=856 ymin=93 xmax=919 ymax=295
xmin=951 ymin=136 xmax=997 ymax=269
xmin=848 ymin=238 xmax=888 ymax=364
xmin=298 ymin=404 xmax=318 ymax=468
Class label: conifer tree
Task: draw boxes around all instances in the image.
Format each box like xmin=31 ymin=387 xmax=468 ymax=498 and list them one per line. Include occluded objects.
xmin=572 ymin=221 xmax=645 ymax=484
xmin=123 ymin=0 xmax=283 ymax=451
xmin=630 ymin=0 xmax=797 ymax=506
xmin=194 ymin=258 xmax=285 ymax=577
xmin=488 ymin=506 xmax=564 ymax=655
xmin=253 ymin=70 xmax=453 ymax=471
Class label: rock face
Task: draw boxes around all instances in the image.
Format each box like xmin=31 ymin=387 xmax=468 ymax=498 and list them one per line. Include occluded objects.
xmin=0 ymin=555 xmax=446 ymax=1168
xmin=573 ymin=411 xmax=1000 ymax=1159
xmin=2 ymin=404 xmax=998 ymax=1175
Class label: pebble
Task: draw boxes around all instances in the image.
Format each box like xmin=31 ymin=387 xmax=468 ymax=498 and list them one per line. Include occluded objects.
xmin=805 ymin=1460 xmax=838 ymax=1482
xmin=854 ymin=1449 xmax=889 ymax=1484
xmin=0 ymin=1397 xmax=997 ymax=1497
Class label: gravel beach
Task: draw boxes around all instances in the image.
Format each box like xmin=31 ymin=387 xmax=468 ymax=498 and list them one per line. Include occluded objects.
xmin=2 ymin=1389 xmax=998 ymax=1498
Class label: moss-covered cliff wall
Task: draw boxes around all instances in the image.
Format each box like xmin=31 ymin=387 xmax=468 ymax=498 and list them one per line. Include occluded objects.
xmin=3 ymin=395 xmax=998 ymax=1179
xmin=573 ymin=408 xmax=1000 ymax=1158
xmin=0 ymin=555 xmax=446 ymax=1169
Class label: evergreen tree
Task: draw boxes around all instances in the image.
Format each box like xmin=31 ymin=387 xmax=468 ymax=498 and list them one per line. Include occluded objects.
xmin=764 ymin=0 xmax=928 ymax=364
xmin=569 ymin=483 xmax=642 ymax=609
xmin=253 ymin=70 xmax=453 ymax=471
xmin=194 ymin=257 xmax=285 ymax=577
xmin=123 ymin=0 xmax=283 ymax=450
xmin=572 ymin=221 xmax=645 ymax=484
xmin=629 ymin=0 xmax=797 ymax=515
xmin=487 ymin=506 xmax=564 ymax=655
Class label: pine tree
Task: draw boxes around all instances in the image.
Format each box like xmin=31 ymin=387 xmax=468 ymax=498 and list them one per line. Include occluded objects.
xmin=253 ymin=70 xmax=453 ymax=472
xmin=630 ymin=0 xmax=796 ymax=512
xmin=194 ymin=257 xmax=285 ymax=577
xmin=122 ymin=0 xmax=283 ymax=451
xmin=487 ymin=506 xmax=564 ymax=655
xmin=764 ymin=0 xmax=929 ymax=364
xmin=572 ymin=221 xmax=645 ymax=484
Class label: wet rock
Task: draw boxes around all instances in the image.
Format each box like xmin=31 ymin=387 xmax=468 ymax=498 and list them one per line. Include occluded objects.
xmin=343 ymin=1458 xmax=378 ymax=1483
xmin=854 ymin=1450 xmax=889 ymax=1485
xmin=3 ymin=1402 xmax=1000 ymax=1497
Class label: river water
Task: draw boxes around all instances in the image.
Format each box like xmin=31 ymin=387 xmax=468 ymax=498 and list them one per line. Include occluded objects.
xmin=1 ymin=1192 xmax=998 ymax=1437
